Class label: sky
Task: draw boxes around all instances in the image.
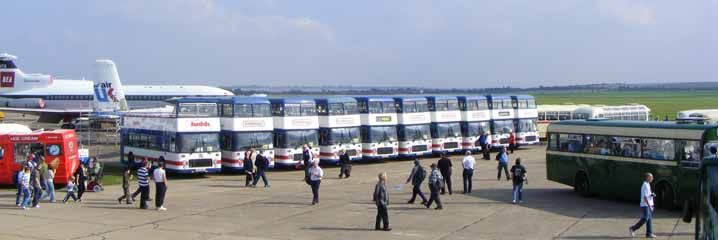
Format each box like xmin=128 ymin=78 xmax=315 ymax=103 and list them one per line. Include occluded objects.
xmin=2 ymin=1 xmax=715 ymax=88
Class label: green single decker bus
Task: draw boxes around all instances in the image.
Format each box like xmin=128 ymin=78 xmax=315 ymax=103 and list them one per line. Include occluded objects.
xmin=545 ymin=120 xmax=717 ymax=216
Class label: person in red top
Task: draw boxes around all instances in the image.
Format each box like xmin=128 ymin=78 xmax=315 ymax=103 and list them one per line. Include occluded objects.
xmin=508 ymin=131 xmax=517 ymax=154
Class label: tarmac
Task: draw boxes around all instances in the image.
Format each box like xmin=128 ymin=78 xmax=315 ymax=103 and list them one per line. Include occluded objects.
xmin=0 ymin=145 xmax=696 ymax=240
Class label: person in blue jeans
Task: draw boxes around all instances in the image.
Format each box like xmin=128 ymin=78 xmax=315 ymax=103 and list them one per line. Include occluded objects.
xmin=15 ymin=170 xmax=23 ymax=206
xmin=20 ymin=167 xmax=32 ymax=209
xmin=252 ymin=151 xmax=270 ymax=188
xmin=510 ymin=158 xmax=527 ymax=204
xmin=629 ymin=173 xmax=657 ymax=238
xmin=496 ymin=147 xmax=510 ymax=181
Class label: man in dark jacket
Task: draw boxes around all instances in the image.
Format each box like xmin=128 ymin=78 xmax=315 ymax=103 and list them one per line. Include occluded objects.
xmin=302 ymin=144 xmax=313 ymax=182
xmin=510 ymin=158 xmax=527 ymax=204
xmin=338 ymin=149 xmax=351 ymax=179
xmin=243 ymin=150 xmax=254 ymax=187
xmin=437 ymin=153 xmax=453 ymax=195
xmin=252 ymin=151 xmax=270 ymax=188
xmin=479 ymin=132 xmax=491 ymax=160
xmin=405 ymin=159 xmax=427 ymax=204
xmin=373 ymin=172 xmax=390 ymax=231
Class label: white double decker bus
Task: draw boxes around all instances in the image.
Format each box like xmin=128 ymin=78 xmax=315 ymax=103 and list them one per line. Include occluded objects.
xmin=356 ymin=97 xmax=399 ymax=159
xmin=427 ymin=96 xmax=463 ymax=154
xmin=270 ymin=98 xmax=319 ymax=169
xmin=218 ymin=97 xmax=274 ymax=171
xmin=458 ymin=96 xmax=491 ymax=152
xmin=487 ymin=95 xmax=515 ymax=148
xmin=316 ymin=97 xmax=362 ymax=164
xmin=394 ymin=97 xmax=432 ymax=157
xmin=120 ymin=98 xmax=222 ymax=173
xmin=511 ymin=95 xmax=539 ymax=146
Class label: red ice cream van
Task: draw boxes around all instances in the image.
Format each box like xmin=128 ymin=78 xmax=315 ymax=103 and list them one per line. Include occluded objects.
xmin=0 ymin=129 xmax=80 ymax=185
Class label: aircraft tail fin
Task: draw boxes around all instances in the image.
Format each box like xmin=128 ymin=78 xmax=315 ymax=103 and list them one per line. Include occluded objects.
xmin=93 ymin=59 xmax=128 ymax=112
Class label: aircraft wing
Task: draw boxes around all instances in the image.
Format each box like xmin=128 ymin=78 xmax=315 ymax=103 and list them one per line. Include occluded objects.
xmin=0 ymin=107 xmax=91 ymax=123
xmin=0 ymin=107 xmax=91 ymax=114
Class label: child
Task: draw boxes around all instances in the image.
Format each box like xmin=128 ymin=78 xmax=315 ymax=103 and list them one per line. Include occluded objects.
xmin=63 ymin=176 xmax=78 ymax=203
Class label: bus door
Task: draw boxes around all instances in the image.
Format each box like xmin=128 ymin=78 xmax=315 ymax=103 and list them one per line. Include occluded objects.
xmin=677 ymin=140 xmax=702 ymax=207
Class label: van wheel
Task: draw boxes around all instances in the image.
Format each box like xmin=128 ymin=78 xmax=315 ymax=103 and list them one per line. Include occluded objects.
xmin=656 ymin=183 xmax=676 ymax=210
xmin=681 ymin=199 xmax=693 ymax=223
xmin=574 ymin=172 xmax=591 ymax=197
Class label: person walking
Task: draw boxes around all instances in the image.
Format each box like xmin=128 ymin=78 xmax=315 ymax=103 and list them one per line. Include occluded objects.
xmin=302 ymin=144 xmax=315 ymax=180
xmin=510 ymin=158 xmax=527 ymax=204
xmin=338 ymin=149 xmax=351 ymax=179
xmin=462 ymin=151 xmax=476 ymax=194
xmin=244 ymin=149 xmax=255 ymax=187
xmin=508 ymin=131 xmax=517 ymax=154
xmin=308 ymin=161 xmax=323 ymax=205
xmin=480 ymin=132 xmax=491 ymax=160
xmin=137 ymin=161 xmax=151 ymax=209
xmin=405 ymin=159 xmax=428 ymax=204
xmin=62 ymin=176 xmax=78 ymax=203
xmin=496 ymin=147 xmax=510 ymax=181
xmin=20 ymin=167 xmax=32 ymax=209
xmin=15 ymin=169 xmax=24 ymax=206
xmin=30 ymin=164 xmax=42 ymax=208
xmin=153 ymin=162 xmax=168 ymax=211
xmin=43 ymin=165 xmax=56 ymax=202
xmin=252 ymin=151 xmax=270 ymax=188
xmin=74 ymin=164 xmax=87 ymax=202
xmin=629 ymin=173 xmax=657 ymax=238
xmin=373 ymin=172 xmax=391 ymax=231
xmin=437 ymin=153 xmax=453 ymax=195
xmin=117 ymin=167 xmax=133 ymax=204
xmin=425 ymin=163 xmax=443 ymax=210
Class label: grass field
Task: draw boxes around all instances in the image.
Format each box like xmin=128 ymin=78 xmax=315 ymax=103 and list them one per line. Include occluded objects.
xmin=530 ymin=90 xmax=718 ymax=120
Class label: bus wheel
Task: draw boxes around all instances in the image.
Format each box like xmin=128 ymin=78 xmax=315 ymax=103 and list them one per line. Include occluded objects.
xmin=681 ymin=199 xmax=693 ymax=223
xmin=574 ymin=172 xmax=591 ymax=197
xmin=656 ymin=183 xmax=676 ymax=210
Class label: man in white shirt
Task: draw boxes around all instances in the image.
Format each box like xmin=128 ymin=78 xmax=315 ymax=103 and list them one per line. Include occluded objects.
xmin=629 ymin=173 xmax=656 ymax=238
xmin=461 ymin=151 xmax=476 ymax=194
xmin=153 ymin=163 xmax=168 ymax=211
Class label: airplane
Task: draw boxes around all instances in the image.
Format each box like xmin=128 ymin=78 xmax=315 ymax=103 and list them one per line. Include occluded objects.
xmin=0 ymin=53 xmax=234 ymax=122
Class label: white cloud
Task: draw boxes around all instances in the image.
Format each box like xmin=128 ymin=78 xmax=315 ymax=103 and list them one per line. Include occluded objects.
xmin=599 ymin=0 xmax=657 ymax=26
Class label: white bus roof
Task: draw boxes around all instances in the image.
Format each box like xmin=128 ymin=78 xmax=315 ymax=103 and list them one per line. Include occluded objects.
xmin=678 ymin=109 xmax=718 ymax=120
xmin=0 ymin=123 xmax=33 ymax=134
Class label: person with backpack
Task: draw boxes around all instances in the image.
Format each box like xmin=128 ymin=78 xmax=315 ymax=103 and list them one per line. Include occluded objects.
xmin=479 ymin=132 xmax=491 ymax=160
xmin=425 ymin=163 xmax=443 ymax=210
xmin=510 ymin=158 xmax=527 ymax=204
xmin=243 ymin=149 xmax=255 ymax=187
xmin=496 ymin=147 xmax=510 ymax=181
xmin=338 ymin=149 xmax=351 ymax=179
xmin=405 ymin=159 xmax=427 ymax=204
xmin=252 ymin=151 xmax=271 ymax=188
xmin=373 ymin=172 xmax=391 ymax=231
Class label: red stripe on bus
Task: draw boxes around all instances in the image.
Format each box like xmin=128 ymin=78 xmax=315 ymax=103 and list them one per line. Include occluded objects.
xmin=222 ymin=158 xmax=242 ymax=164
xmin=319 ymin=152 xmax=336 ymax=157
xmin=397 ymin=147 xmax=409 ymax=151
xmin=275 ymin=155 xmax=293 ymax=160
xmin=362 ymin=149 xmax=375 ymax=154
xmin=431 ymin=144 xmax=442 ymax=147
xmin=461 ymin=143 xmax=474 ymax=146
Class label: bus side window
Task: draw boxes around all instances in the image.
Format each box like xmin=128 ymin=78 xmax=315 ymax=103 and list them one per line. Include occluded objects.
xmin=641 ymin=138 xmax=675 ymax=161
xmin=612 ymin=137 xmax=642 ymax=158
xmin=538 ymin=112 xmax=545 ymax=121
xmin=547 ymin=133 xmax=558 ymax=150
xmin=559 ymin=134 xmax=583 ymax=153
xmin=679 ymin=140 xmax=701 ymax=168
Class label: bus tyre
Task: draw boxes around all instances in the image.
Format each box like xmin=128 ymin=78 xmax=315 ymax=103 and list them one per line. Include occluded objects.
xmin=656 ymin=183 xmax=676 ymax=210
xmin=681 ymin=200 xmax=693 ymax=223
xmin=574 ymin=173 xmax=591 ymax=197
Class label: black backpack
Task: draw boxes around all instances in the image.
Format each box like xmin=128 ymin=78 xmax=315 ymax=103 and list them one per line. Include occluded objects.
xmin=414 ymin=166 xmax=426 ymax=183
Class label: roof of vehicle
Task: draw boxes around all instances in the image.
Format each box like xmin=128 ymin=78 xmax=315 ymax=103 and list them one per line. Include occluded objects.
xmin=315 ymin=97 xmax=357 ymax=104
xmin=217 ymin=97 xmax=270 ymax=104
xmin=269 ymin=98 xmax=316 ymax=104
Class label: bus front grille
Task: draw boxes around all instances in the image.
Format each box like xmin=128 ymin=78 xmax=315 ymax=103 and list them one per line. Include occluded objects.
xmin=293 ymin=154 xmax=303 ymax=161
xmin=377 ymin=147 xmax=394 ymax=155
xmin=411 ymin=145 xmax=428 ymax=152
xmin=499 ymin=138 xmax=509 ymax=144
xmin=525 ymin=136 xmax=537 ymax=142
xmin=345 ymin=149 xmax=358 ymax=157
xmin=188 ymin=159 xmax=213 ymax=168
xmin=444 ymin=142 xmax=459 ymax=149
